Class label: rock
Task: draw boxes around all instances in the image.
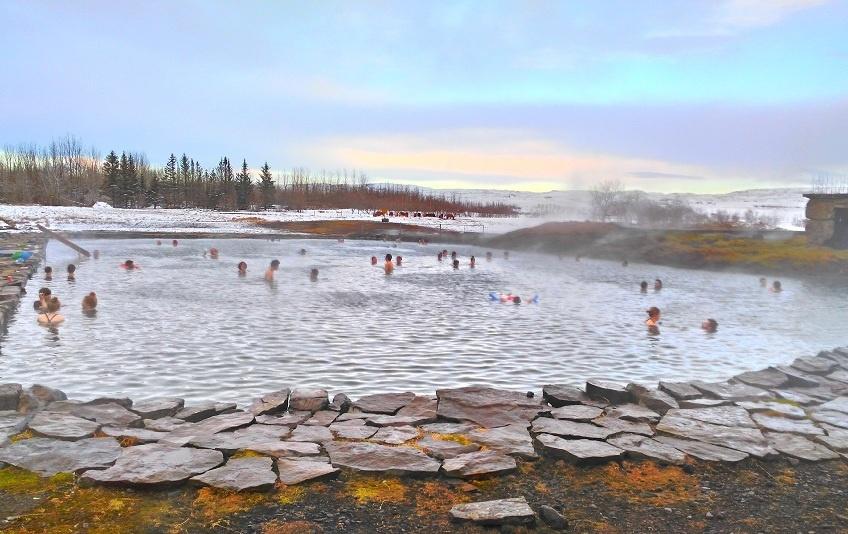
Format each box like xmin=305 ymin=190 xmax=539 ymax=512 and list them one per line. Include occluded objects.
xmin=289 ymin=425 xmax=334 ymax=443
xmin=188 ymin=424 xmax=292 ymax=453
xmin=256 ymin=411 xmax=312 ymax=426
xmin=324 ymin=441 xmax=441 ymax=475
xmin=48 ymin=401 xmax=142 ymax=428
xmin=735 ymin=401 xmax=806 ymax=419
xmin=653 ymin=436 xmax=749 ymax=462
xmin=100 ymin=426 xmax=170 ymax=444
xmin=17 ymin=384 xmax=67 ymax=414
xmin=539 ymin=505 xmax=568 ymax=530
xmin=607 ymin=434 xmax=686 ymax=464
xmin=0 ymin=437 xmax=121 ymax=476
xmin=678 ymin=398 xmax=731 ymax=409
xmin=734 ymin=368 xmax=789 ymax=389
xmin=772 ymin=389 xmax=820 ymax=406
xmin=0 ymin=411 xmax=28 ymax=441
xmin=690 ymin=381 xmax=772 ymax=402
xmin=0 ymin=383 xmax=22 ymax=411
xmin=162 ymin=412 xmax=255 ymax=445
xmin=585 ymin=379 xmax=632 ymax=404
xmin=790 ymin=356 xmax=837 ymax=375
xmin=436 ymin=386 xmax=544 ymax=428
xmin=808 ymin=409 xmax=848 ymax=429
xmin=175 ymin=402 xmax=219 ymax=422
xmin=442 ymin=450 xmax=517 ymax=478
xmin=772 ymin=366 xmax=821 ymax=388
xmin=143 ymin=417 xmax=187 ymax=432
xmin=826 ymin=370 xmax=848 ymax=384
xmin=28 ymin=411 xmax=101 ymax=440
xmin=664 ymin=406 xmax=757 ymax=428
xmin=84 ymin=397 xmax=133 ymax=409
xmin=289 ymin=388 xmax=329 ymax=412
xmin=276 ymin=458 xmax=339 ymax=484
xmin=247 ymin=441 xmax=322 ymax=457
xmin=656 ymin=412 xmax=775 ymax=458
xmin=604 ymin=404 xmax=661 ymax=423
xmin=530 ymin=418 xmax=617 ymax=440
xmin=420 ymin=422 xmax=479 ymax=434
xmin=396 ymin=395 xmax=438 ymax=419
xmin=765 ymin=432 xmax=840 ymax=461
xmin=214 ymin=402 xmax=238 ymax=415
xmin=131 ymin=398 xmax=184 ymax=419
xmin=450 ymin=497 xmax=535 ymax=526
xmin=418 ymin=436 xmax=480 ymax=460
xmin=334 ymin=412 xmax=375 ymax=422
xmin=819 ymin=397 xmax=848 ymax=414
xmin=592 ymin=416 xmax=654 ymax=436
xmin=366 ymin=414 xmax=435 ymax=427
xmin=535 ymin=434 xmax=624 ymax=463
xmin=29 ymin=384 xmax=68 ymax=404
xmin=329 ymin=393 xmax=352 ymax=412
xmin=303 ymin=410 xmax=338 ymax=426
xmin=249 ymin=389 xmax=291 ymax=416
xmin=468 ymin=423 xmax=538 ymax=459
xmin=751 ymin=413 xmax=824 ymax=436
xmin=352 ymin=392 xmax=415 ymax=414
xmin=625 ymin=384 xmax=679 ymax=414
xmin=329 ymin=421 xmax=377 ymax=440
xmin=549 ymin=405 xmax=604 ymax=421
xmin=190 ymin=456 xmax=277 ymax=491
xmin=370 ymin=425 xmax=419 ymax=445
xmin=658 ymin=381 xmax=701 ymax=400
xmin=542 ymin=384 xmax=591 ymax=407
xmin=81 ymin=444 xmax=224 ymax=486
xmin=813 ymin=424 xmax=848 ymax=451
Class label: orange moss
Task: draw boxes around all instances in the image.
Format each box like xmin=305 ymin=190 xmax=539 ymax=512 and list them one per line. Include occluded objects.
xmin=345 ymin=476 xmax=407 ymax=504
xmin=774 ymin=468 xmax=797 ymax=486
xmin=414 ymin=481 xmax=470 ymax=517
xmin=276 ymin=484 xmax=307 ymax=505
xmin=9 ymin=430 xmax=33 ymax=443
xmin=261 ymin=520 xmax=323 ymax=534
xmin=568 ymin=461 xmax=699 ymax=507
xmin=429 ymin=432 xmax=473 ymax=446
xmin=192 ymin=487 xmax=268 ymax=522
xmin=231 ymin=449 xmax=266 ymax=459
xmin=534 ymin=481 xmax=550 ymax=494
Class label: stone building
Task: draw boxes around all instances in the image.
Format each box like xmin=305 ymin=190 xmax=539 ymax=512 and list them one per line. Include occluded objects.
xmin=804 ymin=193 xmax=848 ymax=247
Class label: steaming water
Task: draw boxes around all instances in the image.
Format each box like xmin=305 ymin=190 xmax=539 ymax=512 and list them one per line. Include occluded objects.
xmin=2 ymin=238 xmax=846 ymax=404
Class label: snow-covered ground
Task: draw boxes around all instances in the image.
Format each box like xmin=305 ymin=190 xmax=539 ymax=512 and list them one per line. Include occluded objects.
xmin=0 ymin=187 xmax=809 ymax=235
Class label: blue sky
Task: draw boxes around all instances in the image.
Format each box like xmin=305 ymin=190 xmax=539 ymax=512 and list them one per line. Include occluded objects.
xmin=2 ymin=0 xmax=847 ymax=192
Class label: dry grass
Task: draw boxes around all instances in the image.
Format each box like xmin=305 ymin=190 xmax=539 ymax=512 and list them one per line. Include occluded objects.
xmin=192 ymin=487 xmax=267 ymax=522
xmin=565 ymin=461 xmax=700 ymax=507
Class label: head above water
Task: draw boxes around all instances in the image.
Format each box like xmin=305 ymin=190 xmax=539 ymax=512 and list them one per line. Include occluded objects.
xmin=385 ymin=254 xmax=392 ymax=262
xmin=513 ymin=296 xmax=522 ymax=305
xmin=45 ymin=296 xmax=61 ymax=313
xmin=310 ymin=268 xmax=319 ymax=280
xmin=172 ymin=240 xmax=178 ymax=246
xmin=759 ymin=277 xmax=767 ymax=286
xmin=647 ymin=306 xmax=660 ymax=318
xmin=371 ymin=256 xmax=378 ymax=265
xmin=83 ymin=292 xmax=97 ymax=309
xmin=702 ymin=318 xmax=718 ymax=332
xmin=396 ymin=256 xmax=402 ymax=265
xmin=67 ymin=264 xmax=76 ymax=273
xmin=640 ymin=281 xmax=648 ymax=290
xmin=124 ymin=260 xmax=135 ymax=269
xmin=39 ymin=287 xmax=51 ymax=298
xmin=44 ymin=266 xmax=52 ymax=274
xmin=773 ymin=280 xmax=782 ymax=291
xmin=452 ymin=259 xmax=460 ymax=269
xmin=270 ymin=259 xmax=280 ymax=269
xmin=237 ymin=261 xmax=247 ymax=272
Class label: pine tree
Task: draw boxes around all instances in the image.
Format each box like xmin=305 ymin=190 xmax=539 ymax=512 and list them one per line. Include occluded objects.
xmin=259 ymin=162 xmax=274 ymax=209
xmin=118 ymin=152 xmax=131 ymax=208
xmin=236 ymin=159 xmax=252 ymax=210
xmin=163 ymin=153 xmax=177 ymax=207
xmin=102 ymin=151 xmax=120 ymax=206
xmin=146 ymin=173 xmax=162 ymax=208
xmin=179 ymin=154 xmax=190 ymax=207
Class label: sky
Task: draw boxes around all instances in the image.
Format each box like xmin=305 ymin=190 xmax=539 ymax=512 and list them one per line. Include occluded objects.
xmin=1 ymin=0 xmax=847 ymax=193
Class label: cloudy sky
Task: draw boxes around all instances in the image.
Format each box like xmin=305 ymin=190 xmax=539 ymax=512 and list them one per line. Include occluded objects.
xmin=2 ymin=1 xmax=846 ymax=192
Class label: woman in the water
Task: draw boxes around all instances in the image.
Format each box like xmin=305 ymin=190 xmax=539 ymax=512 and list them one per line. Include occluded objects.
xmin=37 ymin=297 xmax=65 ymax=326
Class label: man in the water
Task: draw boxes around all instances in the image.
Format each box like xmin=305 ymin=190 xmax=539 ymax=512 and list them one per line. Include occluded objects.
xmin=452 ymin=259 xmax=460 ymax=269
xmin=299 ymin=248 xmax=307 ymax=256
xmin=371 ymin=256 xmax=378 ymax=265
xmin=437 ymin=252 xmax=443 ymax=262
xmin=123 ymin=260 xmax=137 ymax=270
xmin=35 ymin=287 xmax=51 ymax=312
xmin=771 ymin=280 xmax=782 ymax=292
xmin=310 ymin=268 xmax=319 ymax=282
xmin=654 ymin=279 xmax=663 ymax=291
xmin=384 ymin=254 xmax=394 ymax=274
xmin=486 ymin=251 xmax=492 ymax=261
xmin=237 ymin=261 xmax=248 ymax=276
xmin=265 ymin=259 xmax=280 ymax=281
xmin=209 ymin=247 xmax=219 ymax=259
xmin=396 ymin=256 xmax=403 ymax=266
xmin=645 ymin=307 xmax=661 ymax=333
xmin=640 ymin=281 xmax=648 ymax=293
xmin=470 ymin=255 xmax=476 ymax=268
xmin=67 ymin=264 xmax=76 ymax=281
xmin=44 ymin=266 xmax=53 ymax=280
xmin=82 ymin=292 xmax=97 ymax=311
xmin=172 ymin=240 xmax=179 ymax=246
xmin=701 ymin=319 xmax=718 ymax=333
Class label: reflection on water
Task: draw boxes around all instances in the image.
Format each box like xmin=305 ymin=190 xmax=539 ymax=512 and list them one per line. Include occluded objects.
xmin=1 ymin=238 xmax=847 ymax=404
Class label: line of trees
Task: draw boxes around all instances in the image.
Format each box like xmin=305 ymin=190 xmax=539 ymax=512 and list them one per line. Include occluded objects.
xmin=0 ymin=136 xmax=518 ymax=216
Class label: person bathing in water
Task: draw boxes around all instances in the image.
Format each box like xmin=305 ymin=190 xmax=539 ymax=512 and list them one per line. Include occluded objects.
xmin=310 ymin=268 xmax=319 ymax=282
xmin=640 ymin=281 xmax=648 ymax=293
xmin=371 ymin=256 xmax=378 ymax=265
xmin=771 ymin=280 xmax=782 ymax=292
xmin=384 ymin=254 xmax=394 ymax=274
xmin=82 ymin=292 xmax=97 ymax=312
xmin=37 ymin=297 xmax=64 ymax=326
xmin=470 ymin=255 xmax=476 ymax=268
xmin=396 ymin=256 xmax=403 ymax=266
xmin=34 ymin=287 xmax=51 ymax=312
xmin=759 ymin=277 xmax=768 ymax=288
xmin=265 ymin=259 xmax=280 ymax=281
xmin=702 ymin=318 xmax=718 ymax=333
xmin=645 ymin=306 xmax=661 ymax=334
xmin=209 ymin=247 xmax=219 ymax=259
xmin=237 ymin=261 xmax=247 ymax=276
xmin=654 ymin=279 xmax=663 ymax=291
xmin=122 ymin=260 xmax=138 ymax=270
xmin=67 ymin=264 xmax=76 ymax=281
xmin=44 ymin=266 xmax=53 ymax=281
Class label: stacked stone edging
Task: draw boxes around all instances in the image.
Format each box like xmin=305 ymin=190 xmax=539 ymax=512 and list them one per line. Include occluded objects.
xmin=2 ymin=347 xmax=848 ymax=526
xmin=0 ymin=236 xmax=44 ymax=332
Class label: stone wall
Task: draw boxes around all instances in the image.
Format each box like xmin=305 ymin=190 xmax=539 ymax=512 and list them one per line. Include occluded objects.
xmin=0 ymin=235 xmax=44 ymax=331
xmin=804 ymin=195 xmax=848 ymax=245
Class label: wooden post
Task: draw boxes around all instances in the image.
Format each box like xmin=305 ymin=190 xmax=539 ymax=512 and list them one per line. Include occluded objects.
xmin=36 ymin=224 xmax=90 ymax=257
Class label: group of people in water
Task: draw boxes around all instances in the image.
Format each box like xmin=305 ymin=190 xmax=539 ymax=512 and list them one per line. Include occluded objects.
xmin=34 ymin=274 xmax=97 ymax=327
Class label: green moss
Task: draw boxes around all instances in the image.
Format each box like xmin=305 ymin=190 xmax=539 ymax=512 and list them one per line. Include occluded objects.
xmin=0 ymin=467 xmax=44 ymax=493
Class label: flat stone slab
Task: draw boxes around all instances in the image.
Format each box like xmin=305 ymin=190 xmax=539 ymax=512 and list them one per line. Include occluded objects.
xmin=442 ymin=450 xmax=517 ymax=478
xmin=450 ymin=497 xmax=535 ymax=526
xmin=734 ymin=368 xmax=789 ymax=389
xmin=303 ymin=410 xmax=338 ymax=426
xmin=289 ymin=388 xmax=329 ymax=412
xmin=542 ymin=384 xmax=591 ymax=407
xmin=605 ymin=403 xmax=661 ymax=423
xmin=765 ymin=432 xmax=840 ymax=461
xmin=325 ymin=441 xmax=441 ymax=475
xmin=420 ymin=422 xmax=480 ymax=434
xmin=418 ymin=436 xmax=480 ymax=460
xmin=826 ymin=370 xmax=848 ymax=384
xmin=808 ymin=410 xmax=848 ymax=429
xmin=607 ymin=433 xmax=686 ymax=464
xmin=664 ymin=406 xmax=757 ymax=428
xmin=352 ymin=392 xmax=415 ymax=414
xmin=277 ymin=458 xmax=339 ymax=484
xmin=100 ymin=426 xmax=170 ymax=444
xmin=773 ymin=389 xmax=820 ymax=406
xmin=772 ymin=366 xmax=821 ymax=388
xmin=653 ymin=436 xmax=749 ymax=462
xmin=48 ymin=401 xmax=142 ymax=428
xmin=395 ymin=395 xmax=438 ymax=419
xmin=531 ymin=418 xmax=617 ymax=440
xmin=80 ymin=444 xmax=224 ymax=486
xmin=175 ymin=402 xmax=219 ymax=422
xmin=592 ymin=416 xmax=654 ymax=436
xmin=585 ymin=379 xmax=632 ymax=404
xmin=751 ymin=413 xmax=824 ymax=436
xmin=0 ymin=383 xmax=22 ymax=411
xmin=625 ymin=383 xmax=678 ymax=414
xmin=468 ymin=423 xmax=537 ymax=459
xmin=735 ymin=401 xmax=806 ymax=419
xmin=536 ymin=434 xmax=624 ymax=463
xmin=678 ymin=398 xmax=731 ymax=409
xmin=814 ymin=424 xmax=848 ymax=451
xmin=190 ymin=456 xmax=277 ymax=491
xmin=249 ymin=389 xmax=291 ymax=416
xmin=143 ymin=417 xmax=188 ymax=432
xmin=790 ymin=356 xmax=837 ymax=375
xmin=256 ymin=411 xmax=312 ymax=427
xmin=366 ymin=414 xmax=436 ymax=427
xmin=658 ymin=381 xmax=702 ymax=400
xmin=0 ymin=411 xmax=28 ymax=440
xmin=164 ymin=412 xmax=255 ymax=445
xmin=28 ymin=412 xmax=101 ymax=440
xmin=329 ymin=422 xmax=378 ymax=440
xmin=656 ymin=412 xmax=775 ymax=458
xmin=188 ymin=424 xmax=292 ymax=453
xmin=819 ymin=397 xmax=848 ymax=414
xmin=131 ymin=398 xmax=184 ymax=419
xmin=437 ymin=386 xmax=544 ymax=428
xmin=289 ymin=425 xmax=333 ymax=443
xmin=370 ymin=425 xmax=418 ymax=445
xmin=246 ymin=441 xmax=322 ymax=458
xmin=690 ymin=381 xmax=772 ymax=402
xmin=549 ymin=405 xmax=604 ymax=421
xmin=0 ymin=437 xmax=121 ymax=476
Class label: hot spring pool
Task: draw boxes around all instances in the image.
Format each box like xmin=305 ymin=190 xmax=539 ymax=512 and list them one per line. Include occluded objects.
xmin=1 ymin=237 xmax=846 ymax=404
